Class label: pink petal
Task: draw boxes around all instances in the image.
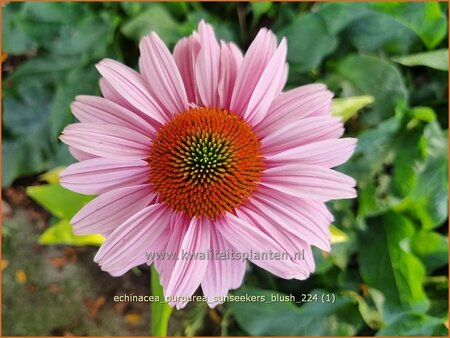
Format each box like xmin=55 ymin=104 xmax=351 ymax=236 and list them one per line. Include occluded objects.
xmin=71 ymin=184 xmax=155 ymax=235
xmin=99 ymin=77 xmax=133 ymax=109
xmin=261 ymin=164 xmax=357 ymax=201
xmin=68 ymin=146 xmax=97 ymax=161
xmin=60 ymin=123 xmax=151 ymax=160
xmin=173 ymin=33 xmax=201 ymax=103
xmin=250 ymin=186 xmax=331 ymax=251
xmin=276 ymin=63 xmax=289 ymax=96
xmin=96 ymin=59 xmax=166 ymax=125
xmin=201 ymin=226 xmax=246 ymax=307
xmin=230 ymin=28 xmax=277 ymax=116
xmin=237 ymin=206 xmax=314 ymax=275
xmin=60 ymin=158 xmax=149 ymax=195
xmin=155 ymin=213 xmax=189 ymax=289
xmin=195 ymin=21 xmax=221 ymax=107
xmin=243 ymin=38 xmax=288 ymax=125
xmin=216 ymin=212 xmax=306 ymax=279
xmin=72 ymin=95 xmax=155 ymax=138
xmin=218 ymin=41 xmax=243 ymax=109
xmin=109 ymin=227 xmax=170 ymax=277
xmin=94 ymin=203 xmax=172 ymax=276
xmin=262 ymin=116 xmax=344 ymax=155
xmin=256 ymin=85 xmax=333 ymax=137
xmin=265 ymin=138 xmax=357 ymax=168
xmin=139 ymin=33 xmax=189 ymax=117
xmin=166 ymin=217 xmax=210 ymax=309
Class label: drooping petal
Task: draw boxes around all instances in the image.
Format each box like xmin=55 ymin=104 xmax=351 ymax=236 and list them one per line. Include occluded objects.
xmin=60 ymin=123 xmax=151 ymax=160
xmin=256 ymin=85 xmax=333 ymax=137
xmin=261 ymin=116 xmax=344 ymax=155
xmin=139 ymin=33 xmax=189 ymax=117
xmin=216 ymin=212 xmax=306 ymax=279
xmin=96 ymin=59 xmax=166 ymax=124
xmin=68 ymin=146 xmax=97 ymax=161
xmin=72 ymin=95 xmax=155 ymax=138
xmin=243 ymin=38 xmax=288 ymax=125
xmin=155 ymin=213 xmax=189 ymax=289
xmin=237 ymin=206 xmax=314 ymax=274
xmin=195 ymin=21 xmax=221 ymax=107
xmin=109 ymin=227 xmax=170 ymax=277
xmin=230 ymin=28 xmax=277 ymax=116
xmin=250 ymin=186 xmax=332 ymax=251
xmin=265 ymin=138 xmax=357 ymax=168
xmin=165 ymin=217 xmax=210 ymax=309
xmin=261 ymin=164 xmax=357 ymax=201
xmin=60 ymin=158 xmax=149 ymax=195
xmin=71 ymin=184 xmax=155 ymax=235
xmin=94 ymin=203 xmax=172 ymax=276
xmin=173 ymin=33 xmax=201 ymax=103
xmin=201 ymin=226 xmax=246 ymax=307
xmin=218 ymin=41 xmax=243 ymax=109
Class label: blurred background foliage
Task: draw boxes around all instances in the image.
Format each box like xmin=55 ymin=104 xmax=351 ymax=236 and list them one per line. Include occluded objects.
xmin=2 ymin=1 xmax=448 ymax=336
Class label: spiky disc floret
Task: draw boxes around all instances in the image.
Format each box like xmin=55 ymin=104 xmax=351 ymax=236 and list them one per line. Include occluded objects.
xmin=149 ymin=107 xmax=264 ymax=218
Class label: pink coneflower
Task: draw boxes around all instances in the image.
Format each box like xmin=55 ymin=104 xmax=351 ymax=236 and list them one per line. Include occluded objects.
xmin=59 ymin=21 xmax=356 ymax=309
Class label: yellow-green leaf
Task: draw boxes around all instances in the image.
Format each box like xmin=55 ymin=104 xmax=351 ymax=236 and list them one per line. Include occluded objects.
xmin=38 ymin=219 xmax=104 ymax=246
xmin=39 ymin=166 xmax=65 ymax=184
xmin=330 ymin=224 xmax=349 ymax=244
xmin=27 ymin=184 xmax=93 ymax=219
xmin=332 ymin=96 xmax=375 ymax=122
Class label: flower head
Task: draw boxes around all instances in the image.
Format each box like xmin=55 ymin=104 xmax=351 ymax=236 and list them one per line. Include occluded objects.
xmin=60 ymin=21 xmax=357 ymax=309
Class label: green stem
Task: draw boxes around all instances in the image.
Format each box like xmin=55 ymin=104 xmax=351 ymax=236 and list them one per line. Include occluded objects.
xmin=151 ymin=265 xmax=173 ymax=336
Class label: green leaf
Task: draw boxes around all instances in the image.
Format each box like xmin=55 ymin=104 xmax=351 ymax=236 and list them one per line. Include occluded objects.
xmin=342 ymin=116 xmax=401 ymax=183
xmin=38 ymin=219 xmax=104 ymax=246
xmin=54 ymin=15 xmax=114 ymax=56
xmin=317 ymin=2 xmax=447 ymax=54
xmin=358 ymin=211 xmax=429 ymax=318
xmin=336 ymin=55 xmax=408 ymax=125
xmin=2 ymin=4 xmax=38 ymax=55
xmin=14 ymin=4 xmax=116 ymax=59
xmin=392 ymin=49 xmax=448 ymax=71
xmin=398 ymin=122 xmax=448 ymax=229
xmin=425 ymin=276 xmax=449 ymax=319
xmin=344 ymin=106 xmax=442 ymax=219
xmin=151 ymin=266 xmax=173 ymax=336
xmin=376 ymin=312 xmax=447 ymax=336
xmin=251 ymin=2 xmax=273 ymax=27
xmin=231 ymin=287 xmax=362 ymax=335
xmin=343 ymin=291 xmax=383 ymax=330
xmin=411 ymin=231 xmax=448 ymax=273
xmin=338 ymin=2 xmax=447 ymax=53
xmin=8 ymin=54 xmax=83 ymax=82
xmin=346 ymin=10 xmax=418 ymax=55
xmin=332 ymin=95 xmax=374 ymax=122
xmin=370 ymin=2 xmax=448 ymax=50
xmin=280 ymin=12 xmax=338 ymax=72
xmin=2 ymin=78 xmax=55 ymax=187
xmin=315 ymin=2 xmax=370 ymax=35
xmin=21 ymin=2 xmax=81 ymax=23
xmin=49 ymin=66 xmax=100 ymax=141
xmin=26 ymin=184 xmax=93 ymax=220
xmin=121 ymin=4 xmax=181 ymax=46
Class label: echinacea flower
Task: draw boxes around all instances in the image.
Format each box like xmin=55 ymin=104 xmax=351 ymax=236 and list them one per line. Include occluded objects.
xmin=59 ymin=21 xmax=357 ymax=309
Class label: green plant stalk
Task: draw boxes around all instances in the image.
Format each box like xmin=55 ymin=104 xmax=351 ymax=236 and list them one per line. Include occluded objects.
xmin=151 ymin=265 xmax=173 ymax=336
